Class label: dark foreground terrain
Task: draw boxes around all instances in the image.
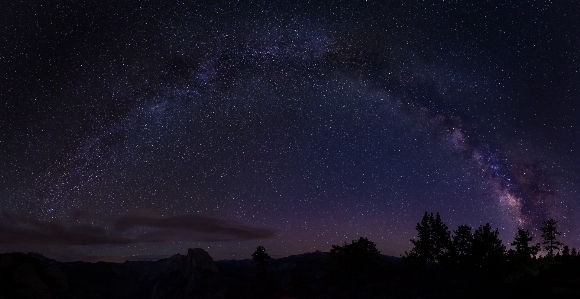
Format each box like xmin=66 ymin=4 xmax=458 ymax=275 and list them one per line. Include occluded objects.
xmin=1 ymin=248 xmax=580 ymax=299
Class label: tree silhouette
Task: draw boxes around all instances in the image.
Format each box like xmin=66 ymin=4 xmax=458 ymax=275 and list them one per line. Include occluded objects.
xmin=540 ymin=218 xmax=562 ymax=257
xmin=562 ymin=245 xmax=571 ymax=261
xmin=452 ymin=225 xmax=473 ymax=269
xmin=251 ymin=246 xmax=276 ymax=298
xmin=329 ymin=237 xmax=380 ymax=274
xmin=471 ymin=223 xmax=505 ymax=279
xmin=507 ymin=228 xmax=539 ymax=281
xmin=406 ymin=212 xmax=433 ymax=268
xmin=252 ymin=245 xmax=271 ymax=277
xmin=405 ymin=212 xmax=452 ymax=269
xmin=328 ymin=237 xmax=381 ymax=288
xmin=511 ymin=228 xmax=539 ymax=258
xmin=431 ymin=213 xmax=452 ymax=265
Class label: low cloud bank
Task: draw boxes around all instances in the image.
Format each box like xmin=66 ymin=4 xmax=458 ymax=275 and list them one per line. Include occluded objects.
xmin=0 ymin=210 xmax=276 ymax=261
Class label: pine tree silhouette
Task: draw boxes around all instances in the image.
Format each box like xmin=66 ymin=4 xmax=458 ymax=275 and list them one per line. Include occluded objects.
xmin=431 ymin=213 xmax=452 ymax=265
xmin=471 ymin=223 xmax=505 ymax=279
xmin=407 ymin=212 xmax=433 ymax=267
xmin=452 ymin=225 xmax=473 ymax=270
xmin=511 ymin=228 xmax=539 ymax=258
xmin=507 ymin=228 xmax=539 ymax=281
xmin=251 ymin=246 xmax=276 ymax=298
xmin=541 ymin=218 xmax=562 ymax=257
xmin=252 ymin=246 xmax=271 ymax=278
xmin=405 ymin=212 xmax=452 ymax=269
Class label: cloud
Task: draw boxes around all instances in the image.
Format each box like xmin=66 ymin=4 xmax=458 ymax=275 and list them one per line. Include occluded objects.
xmin=0 ymin=210 xmax=276 ymax=261
xmin=114 ymin=209 xmax=277 ymax=241
xmin=0 ymin=211 xmax=135 ymax=246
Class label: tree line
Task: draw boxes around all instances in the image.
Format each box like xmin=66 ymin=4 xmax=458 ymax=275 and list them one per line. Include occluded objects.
xmin=249 ymin=212 xmax=576 ymax=297
xmin=252 ymin=212 xmax=571 ymax=280
xmin=403 ymin=212 xmax=571 ymax=281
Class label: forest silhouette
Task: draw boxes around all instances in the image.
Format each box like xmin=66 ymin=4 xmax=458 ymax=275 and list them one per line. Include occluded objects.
xmin=2 ymin=212 xmax=578 ymax=298
xmin=249 ymin=212 xmax=580 ymax=298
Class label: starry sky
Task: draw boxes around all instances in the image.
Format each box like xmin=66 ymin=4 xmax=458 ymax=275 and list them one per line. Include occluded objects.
xmin=1 ymin=0 xmax=579 ymax=262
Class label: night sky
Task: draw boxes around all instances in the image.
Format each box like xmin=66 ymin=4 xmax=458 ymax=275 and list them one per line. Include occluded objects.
xmin=1 ymin=1 xmax=580 ymax=262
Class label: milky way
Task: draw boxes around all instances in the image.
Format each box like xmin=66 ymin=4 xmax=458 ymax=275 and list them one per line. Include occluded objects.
xmin=1 ymin=1 xmax=579 ymax=261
